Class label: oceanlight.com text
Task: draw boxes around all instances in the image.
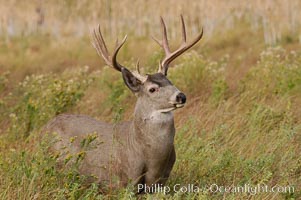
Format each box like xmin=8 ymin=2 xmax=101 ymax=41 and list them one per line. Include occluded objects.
xmin=137 ymin=183 xmax=295 ymax=195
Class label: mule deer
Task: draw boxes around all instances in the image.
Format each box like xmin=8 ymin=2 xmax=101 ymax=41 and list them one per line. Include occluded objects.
xmin=44 ymin=15 xmax=203 ymax=192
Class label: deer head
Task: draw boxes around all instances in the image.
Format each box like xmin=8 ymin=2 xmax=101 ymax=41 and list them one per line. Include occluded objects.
xmin=92 ymin=15 xmax=203 ymax=113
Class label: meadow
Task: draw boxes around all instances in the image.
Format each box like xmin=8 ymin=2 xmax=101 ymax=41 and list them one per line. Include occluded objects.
xmin=0 ymin=0 xmax=301 ymax=199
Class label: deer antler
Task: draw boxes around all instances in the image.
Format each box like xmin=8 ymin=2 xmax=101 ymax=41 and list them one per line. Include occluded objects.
xmin=153 ymin=15 xmax=203 ymax=76
xmin=92 ymin=25 xmax=147 ymax=82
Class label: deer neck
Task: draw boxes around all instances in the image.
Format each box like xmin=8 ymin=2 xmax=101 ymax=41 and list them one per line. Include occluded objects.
xmin=131 ymin=99 xmax=176 ymax=152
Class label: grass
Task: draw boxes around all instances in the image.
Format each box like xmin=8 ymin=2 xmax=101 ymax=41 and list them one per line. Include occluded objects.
xmin=0 ymin=1 xmax=301 ymax=199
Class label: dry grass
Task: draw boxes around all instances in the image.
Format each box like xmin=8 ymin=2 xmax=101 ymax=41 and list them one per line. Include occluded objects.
xmin=1 ymin=0 xmax=301 ymax=44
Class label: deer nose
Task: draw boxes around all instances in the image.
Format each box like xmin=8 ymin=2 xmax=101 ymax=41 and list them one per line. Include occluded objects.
xmin=176 ymin=93 xmax=186 ymax=104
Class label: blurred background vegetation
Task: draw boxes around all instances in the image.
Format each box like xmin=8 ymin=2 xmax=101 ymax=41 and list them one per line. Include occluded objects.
xmin=0 ymin=0 xmax=300 ymax=199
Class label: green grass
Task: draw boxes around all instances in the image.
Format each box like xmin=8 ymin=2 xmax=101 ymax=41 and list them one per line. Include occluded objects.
xmin=0 ymin=19 xmax=301 ymax=199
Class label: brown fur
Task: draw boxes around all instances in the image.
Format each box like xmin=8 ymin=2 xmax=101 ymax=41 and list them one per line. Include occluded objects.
xmin=44 ymin=75 xmax=182 ymax=190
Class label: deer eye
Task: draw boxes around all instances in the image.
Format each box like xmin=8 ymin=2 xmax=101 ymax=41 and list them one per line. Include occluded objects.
xmin=149 ymin=88 xmax=157 ymax=93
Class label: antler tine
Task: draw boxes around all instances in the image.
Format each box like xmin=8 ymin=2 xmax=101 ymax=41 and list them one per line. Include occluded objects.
xmin=152 ymin=17 xmax=172 ymax=55
xmin=92 ymin=25 xmax=111 ymax=66
xmin=132 ymin=59 xmax=147 ymax=83
xmin=180 ymin=15 xmax=187 ymax=43
xmin=136 ymin=59 xmax=140 ymax=73
xmin=112 ymin=35 xmax=127 ymax=71
xmin=160 ymin=17 xmax=171 ymax=55
xmin=97 ymin=25 xmax=109 ymax=56
xmin=92 ymin=25 xmax=127 ymax=72
xmin=154 ymin=15 xmax=203 ymax=76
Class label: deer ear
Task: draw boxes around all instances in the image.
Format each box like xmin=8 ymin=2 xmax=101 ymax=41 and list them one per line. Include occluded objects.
xmin=121 ymin=68 xmax=141 ymax=92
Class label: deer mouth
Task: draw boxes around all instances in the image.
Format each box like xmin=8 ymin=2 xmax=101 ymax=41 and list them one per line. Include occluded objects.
xmin=175 ymin=103 xmax=185 ymax=108
xmin=159 ymin=103 xmax=185 ymax=113
xmin=170 ymin=101 xmax=185 ymax=109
